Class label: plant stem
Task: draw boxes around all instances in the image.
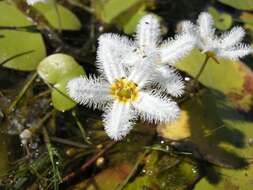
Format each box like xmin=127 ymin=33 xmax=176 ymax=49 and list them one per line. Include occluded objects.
xmin=62 ymin=141 xmax=117 ymax=182
xmin=30 ymin=110 xmax=55 ymax=134
xmin=50 ymin=136 xmax=91 ymax=149
xmin=72 ymin=110 xmax=92 ymax=145
xmin=8 ymin=72 xmax=38 ymax=113
xmin=116 ymin=151 xmax=148 ymax=190
xmin=195 ymin=54 xmax=210 ymax=81
xmin=42 ymin=127 xmax=62 ymax=190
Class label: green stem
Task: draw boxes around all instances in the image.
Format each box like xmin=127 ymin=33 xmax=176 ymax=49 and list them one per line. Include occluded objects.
xmin=43 ymin=127 xmax=61 ymax=190
xmin=195 ymin=54 xmax=210 ymax=81
xmin=72 ymin=110 xmax=92 ymax=145
xmin=8 ymin=72 xmax=38 ymax=113
xmin=116 ymin=151 xmax=148 ymax=190
xmin=30 ymin=110 xmax=55 ymax=134
xmin=50 ymin=136 xmax=91 ymax=149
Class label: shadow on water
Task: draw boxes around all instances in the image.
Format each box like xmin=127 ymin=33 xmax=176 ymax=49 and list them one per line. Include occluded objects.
xmin=172 ymin=88 xmax=249 ymax=185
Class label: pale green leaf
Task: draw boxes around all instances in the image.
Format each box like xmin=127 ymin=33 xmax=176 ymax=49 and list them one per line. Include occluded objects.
xmin=0 ymin=1 xmax=46 ymax=71
xmin=218 ymin=0 xmax=253 ymax=11
xmin=34 ymin=2 xmax=81 ymax=30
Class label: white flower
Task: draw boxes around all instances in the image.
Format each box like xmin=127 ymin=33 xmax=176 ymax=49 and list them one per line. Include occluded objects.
xmin=26 ymin=0 xmax=47 ymax=5
xmin=67 ymin=34 xmax=180 ymax=141
xmin=182 ymin=12 xmax=252 ymax=60
xmin=102 ymin=14 xmax=196 ymax=97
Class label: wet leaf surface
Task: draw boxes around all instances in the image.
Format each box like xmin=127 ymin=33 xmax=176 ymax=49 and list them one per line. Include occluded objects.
xmin=38 ymin=53 xmax=85 ymax=111
xmin=218 ymin=0 xmax=253 ymax=11
xmin=177 ymin=48 xmax=253 ymax=111
xmin=0 ymin=1 xmax=46 ymax=71
xmin=34 ymin=2 xmax=81 ymax=30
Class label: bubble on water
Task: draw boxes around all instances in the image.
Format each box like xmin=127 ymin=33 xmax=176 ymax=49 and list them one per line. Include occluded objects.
xmin=185 ymin=77 xmax=191 ymax=81
xmin=192 ymin=166 xmax=198 ymax=174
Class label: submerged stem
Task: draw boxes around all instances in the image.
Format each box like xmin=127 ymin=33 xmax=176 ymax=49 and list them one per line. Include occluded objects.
xmin=72 ymin=110 xmax=92 ymax=145
xmin=43 ymin=127 xmax=62 ymax=190
xmin=195 ymin=54 xmax=210 ymax=81
xmin=8 ymin=72 xmax=38 ymax=113
xmin=116 ymin=151 xmax=148 ymax=190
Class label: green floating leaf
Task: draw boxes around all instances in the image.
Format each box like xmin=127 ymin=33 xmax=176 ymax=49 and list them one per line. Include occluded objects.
xmin=34 ymin=1 xmax=81 ymax=30
xmin=92 ymin=0 xmax=151 ymax=34
xmin=176 ymin=49 xmax=253 ymax=111
xmin=124 ymin=151 xmax=199 ymax=190
xmin=52 ymin=71 xmax=83 ymax=111
xmin=240 ymin=12 xmax=253 ymax=32
xmin=0 ymin=1 xmax=46 ymax=71
xmin=93 ymin=0 xmax=144 ymax=23
xmin=185 ymin=90 xmax=253 ymax=190
xmin=37 ymin=53 xmax=84 ymax=84
xmin=38 ymin=54 xmax=85 ymax=111
xmin=208 ymin=7 xmax=232 ymax=30
xmin=218 ymin=0 xmax=253 ymax=11
xmin=115 ymin=1 xmax=148 ymax=34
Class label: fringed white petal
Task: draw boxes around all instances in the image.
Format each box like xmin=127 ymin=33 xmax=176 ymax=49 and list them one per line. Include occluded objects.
xmin=135 ymin=14 xmax=161 ymax=51
xmin=133 ymin=92 xmax=180 ymax=124
xmin=220 ymin=27 xmax=245 ymax=49
xmin=128 ymin=53 xmax=159 ymax=88
xmin=159 ymin=33 xmax=195 ymax=65
xmin=26 ymin=0 xmax=46 ymax=5
xmin=97 ymin=34 xmax=128 ymax=83
xmin=181 ymin=20 xmax=196 ymax=34
xmin=153 ymin=66 xmax=185 ymax=97
xmin=197 ymin=12 xmax=215 ymax=39
xmin=67 ymin=75 xmax=111 ymax=110
xmin=217 ymin=44 xmax=252 ymax=60
xmin=103 ymin=102 xmax=136 ymax=141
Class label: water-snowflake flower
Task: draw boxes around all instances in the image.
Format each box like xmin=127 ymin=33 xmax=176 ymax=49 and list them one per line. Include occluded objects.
xmin=26 ymin=0 xmax=47 ymax=5
xmin=67 ymin=34 xmax=180 ymax=140
xmin=101 ymin=14 xmax=196 ymax=98
xmin=182 ymin=12 xmax=252 ymax=61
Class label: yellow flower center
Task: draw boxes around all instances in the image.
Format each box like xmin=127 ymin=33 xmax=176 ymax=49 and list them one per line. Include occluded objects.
xmin=110 ymin=78 xmax=139 ymax=103
xmin=206 ymin=51 xmax=216 ymax=58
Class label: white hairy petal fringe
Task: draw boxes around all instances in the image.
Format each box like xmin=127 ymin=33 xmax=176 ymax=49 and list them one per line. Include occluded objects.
xmin=128 ymin=53 xmax=159 ymax=88
xmin=136 ymin=14 xmax=161 ymax=50
xmin=153 ymin=66 xmax=185 ymax=97
xmin=133 ymin=92 xmax=180 ymax=124
xmin=181 ymin=21 xmax=196 ymax=34
xmin=218 ymin=44 xmax=253 ymax=60
xmin=103 ymin=102 xmax=136 ymax=141
xmin=97 ymin=34 xmax=128 ymax=83
xmin=26 ymin=0 xmax=46 ymax=5
xmin=197 ymin=12 xmax=215 ymax=39
xmin=220 ymin=27 xmax=245 ymax=49
xmin=67 ymin=75 xmax=111 ymax=110
xmin=159 ymin=33 xmax=195 ymax=65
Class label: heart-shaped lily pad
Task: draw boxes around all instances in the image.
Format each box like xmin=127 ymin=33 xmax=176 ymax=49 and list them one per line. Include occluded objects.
xmin=37 ymin=53 xmax=85 ymax=111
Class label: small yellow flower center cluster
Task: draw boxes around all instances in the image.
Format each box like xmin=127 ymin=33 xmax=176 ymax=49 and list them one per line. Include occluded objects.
xmin=206 ymin=51 xmax=215 ymax=58
xmin=110 ymin=78 xmax=139 ymax=103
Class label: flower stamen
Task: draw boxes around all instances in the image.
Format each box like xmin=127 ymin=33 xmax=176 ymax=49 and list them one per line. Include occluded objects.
xmin=110 ymin=78 xmax=139 ymax=103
